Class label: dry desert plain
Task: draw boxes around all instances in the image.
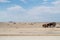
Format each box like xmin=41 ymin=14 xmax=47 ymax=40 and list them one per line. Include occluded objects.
xmin=0 ymin=22 xmax=60 ymax=36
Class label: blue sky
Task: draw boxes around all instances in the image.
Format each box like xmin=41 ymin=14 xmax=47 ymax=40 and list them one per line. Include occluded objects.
xmin=0 ymin=0 xmax=60 ymax=22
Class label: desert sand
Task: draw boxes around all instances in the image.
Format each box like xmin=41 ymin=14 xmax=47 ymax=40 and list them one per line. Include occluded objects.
xmin=0 ymin=22 xmax=60 ymax=36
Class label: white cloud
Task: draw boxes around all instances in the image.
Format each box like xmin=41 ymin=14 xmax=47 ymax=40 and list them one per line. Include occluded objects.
xmin=7 ymin=5 xmax=25 ymax=11
xmin=1 ymin=5 xmax=43 ymax=22
xmin=52 ymin=0 xmax=60 ymax=6
xmin=6 ymin=5 xmax=26 ymax=16
xmin=27 ymin=6 xmax=60 ymax=16
xmin=27 ymin=0 xmax=60 ymax=15
xmin=0 ymin=0 xmax=10 ymax=3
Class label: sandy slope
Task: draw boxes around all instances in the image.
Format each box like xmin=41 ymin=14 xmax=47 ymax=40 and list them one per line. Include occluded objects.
xmin=0 ymin=22 xmax=60 ymax=28
xmin=0 ymin=22 xmax=60 ymax=36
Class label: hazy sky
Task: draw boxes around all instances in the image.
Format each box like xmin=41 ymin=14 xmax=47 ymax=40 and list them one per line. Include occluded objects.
xmin=0 ymin=0 xmax=60 ymax=22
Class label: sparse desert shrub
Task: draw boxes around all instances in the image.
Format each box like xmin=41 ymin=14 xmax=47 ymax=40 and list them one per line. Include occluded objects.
xmin=42 ymin=22 xmax=56 ymax=28
xmin=13 ymin=22 xmax=16 ymax=24
xmin=9 ymin=21 xmax=13 ymax=23
xmin=56 ymin=27 xmax=60 ymax=28
xmin=7 ymin=24 xmax=9 ymax=25
xmin=30 ymin=23 xmax=33 ymax=25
